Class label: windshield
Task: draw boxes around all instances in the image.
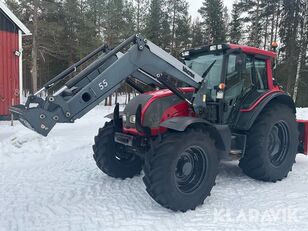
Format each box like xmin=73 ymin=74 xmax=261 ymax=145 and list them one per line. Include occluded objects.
xmin=185 ymin=53 xmax=223 ymax=100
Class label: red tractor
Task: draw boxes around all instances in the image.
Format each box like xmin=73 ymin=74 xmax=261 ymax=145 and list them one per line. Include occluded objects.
xmin=10 ymin=35 xmax=308 ymax=212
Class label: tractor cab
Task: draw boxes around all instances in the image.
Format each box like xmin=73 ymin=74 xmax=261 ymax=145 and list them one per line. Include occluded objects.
xmin=181 ymin=44 xmax=278 ymax=124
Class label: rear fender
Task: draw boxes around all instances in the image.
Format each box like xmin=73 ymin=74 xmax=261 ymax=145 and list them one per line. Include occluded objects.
xmin=234 ymin=91 xmax=296 ymax=131
xmin=298 ymin=120 xmax=308 ymax=155
xmin=160 ymin=117 xmax=231 ymax=155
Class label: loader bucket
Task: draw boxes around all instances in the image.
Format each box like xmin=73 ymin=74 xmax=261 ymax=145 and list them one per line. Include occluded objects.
xmin=9 ymin=105 xmax=56 ymax=137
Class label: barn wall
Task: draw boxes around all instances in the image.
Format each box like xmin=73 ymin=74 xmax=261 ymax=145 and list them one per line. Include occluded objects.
xmin=0 ymin=9 xmax=20 ymax=117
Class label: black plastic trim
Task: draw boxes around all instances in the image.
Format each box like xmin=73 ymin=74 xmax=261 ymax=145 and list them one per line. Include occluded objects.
xmin=160 ymin=117 xmax=231 ymax=153
xmin=234 ymin=92 xmax=296 ymax=131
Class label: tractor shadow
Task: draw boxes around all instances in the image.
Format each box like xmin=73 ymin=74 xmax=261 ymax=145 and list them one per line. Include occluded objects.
xmin=218 ymin=160 xmax=245 ymax=179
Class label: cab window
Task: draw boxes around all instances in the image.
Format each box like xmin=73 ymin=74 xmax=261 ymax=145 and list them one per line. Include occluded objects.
xmin=254 ymin=59 xmax=268 ymax=90
xmin=226 ymin=54 xmax=241 ymax=87
xmin=243 ymin=56 xmax=253 ymax=90
xmin=224 ymin=54 xmax=245 ymax=106
xmin=242 ymin=56 xmax=268 ymax=91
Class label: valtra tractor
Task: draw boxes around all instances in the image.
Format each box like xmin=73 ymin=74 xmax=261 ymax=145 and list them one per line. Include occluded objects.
xmin=10 ymin=35 xmax=308 ymax=212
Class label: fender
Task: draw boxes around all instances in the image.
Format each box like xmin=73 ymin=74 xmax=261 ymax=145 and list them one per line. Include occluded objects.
xmin=233 ymin=91 xmax=296 ymax=131
xmin=160 ymin=117 xmax=231 ymax=154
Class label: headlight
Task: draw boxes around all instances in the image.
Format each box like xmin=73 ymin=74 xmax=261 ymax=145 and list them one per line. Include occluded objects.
xmin=129 ymin=115 xmax=136 ymax=124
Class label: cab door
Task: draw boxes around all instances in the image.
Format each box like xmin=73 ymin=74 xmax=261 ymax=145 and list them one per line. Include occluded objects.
xmin=223 ymin=53 xmax=248 ymax=123
xmin=224 ymin=54 xmax=269 ymax=125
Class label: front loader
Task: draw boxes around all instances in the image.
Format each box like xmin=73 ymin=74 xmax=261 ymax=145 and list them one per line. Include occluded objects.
xmin=10 ymin=34 xmax=308 ymax=212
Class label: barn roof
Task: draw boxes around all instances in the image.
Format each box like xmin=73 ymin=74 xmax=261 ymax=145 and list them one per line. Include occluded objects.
xmin=0 ymin=0 xmax=31 ymax=35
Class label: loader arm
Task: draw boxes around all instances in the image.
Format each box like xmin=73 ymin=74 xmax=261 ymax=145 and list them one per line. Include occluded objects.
xmin=10 ymin=35 xmax=202 ymax=136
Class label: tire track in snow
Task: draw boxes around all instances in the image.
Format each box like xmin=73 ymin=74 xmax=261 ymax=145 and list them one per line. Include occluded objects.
xmin=1 ymin=156 xmax=307 ymax=231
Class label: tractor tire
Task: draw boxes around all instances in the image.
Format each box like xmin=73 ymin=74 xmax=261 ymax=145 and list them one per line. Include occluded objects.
xmin=143 ymin=128 xmax=219 ymax=212
xmin=239 ymin=103 xmax=298 ymax=182
xmin=93 ymin=121 xmax=142 ymax=179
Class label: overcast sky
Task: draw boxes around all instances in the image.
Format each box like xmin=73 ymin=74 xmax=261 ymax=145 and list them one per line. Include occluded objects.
xmin=187 ymin=0 xmax=235 ymax=18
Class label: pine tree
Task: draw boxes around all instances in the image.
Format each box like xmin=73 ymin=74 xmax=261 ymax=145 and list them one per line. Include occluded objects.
xmin=199 ymin=0 xmax=226 ymax=44
xmin=229 ymin=2 xmax=242 ymax=44
xmin=87 ymin=0 xmax=107 ymax=36
xmin=5 ymin=0 xmax=69 ymax=91
xmin=174 ymin=13 xmax=191 ymax=56
xmin=280 ymin=0 xmax=302 ymax=94
xmin=246 ymin=0 xmax=263 ymax=47
xmin=135 ymin=0 xmax=149 ymax=33
xmin=145 ymin=0 xmax=163 ymax=45
xmin=62 ymin=0 xmax=81 ymax=63
xmin=122 ymin=0 xmax=136 ymax=38
xmin=223 ymin=6 xmax=230 ymax=40
xmin=167 ymin=0 xmax=189 ymax=54
xmin=164 ymin=0 xmax=191 ymax=55
xmin=104 ymin=0 xmax=123 ymax=46
xmin=160 ymin=12 xmax=172 ymax=49
xmin=191 ymin=18 xmax=204 ymax=47
xmin=31 ymin=0 xmax=39 ymax=92
xmin=267 ymin=0 xmax=281 ymax=47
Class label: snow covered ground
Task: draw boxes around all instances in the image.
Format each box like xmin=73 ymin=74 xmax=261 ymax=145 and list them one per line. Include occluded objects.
xmin=0 ymin=106 xmax=308 ymax=231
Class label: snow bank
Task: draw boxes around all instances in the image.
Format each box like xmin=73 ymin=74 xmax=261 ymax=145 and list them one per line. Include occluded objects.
xmin=297 ymin=108 xmax=308 ymax=120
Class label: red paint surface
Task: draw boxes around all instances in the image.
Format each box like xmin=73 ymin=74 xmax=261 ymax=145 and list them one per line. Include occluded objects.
xmin=144 ymin=87 xmax=195 ymax=98
xmin=229 ymin=44 xmax=277 ymax=58
xmin=0 ymin=30 xmax=20 ymax=116
xmin=123 ymin=100 xmax=192 ymax=136
xmin=298 ymin=120 xmax=308 ymax=155
xmin=142 ymin=87 xmax=195 ymax=117
xmin=266 ymin=59 xmax=275 ymax=90
xmin=123 ymin=87 xmax=195 ymax=136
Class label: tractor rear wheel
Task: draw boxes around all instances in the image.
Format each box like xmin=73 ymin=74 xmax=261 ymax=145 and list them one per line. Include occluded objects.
xmin=93 ymin=121 xmax=143 ymax=179
xmin=143 ymin=128 xmax=218 ymax=212
xmin=239 ymin=103 xmax=298 ymax=182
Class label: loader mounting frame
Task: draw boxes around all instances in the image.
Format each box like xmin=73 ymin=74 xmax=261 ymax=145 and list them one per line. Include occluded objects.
xmin=10 ymin=34 xmax=204 ymax=136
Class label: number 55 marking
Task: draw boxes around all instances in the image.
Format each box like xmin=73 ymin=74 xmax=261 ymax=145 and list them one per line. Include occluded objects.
xmin=99 ymin=80 xmax=108 ymax=90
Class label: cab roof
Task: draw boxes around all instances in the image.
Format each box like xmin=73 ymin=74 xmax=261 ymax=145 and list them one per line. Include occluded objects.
xmin=228 ymin=44 xmax=277 ymax=58
xmin=185 ymin=44 xmax=277 ymax=59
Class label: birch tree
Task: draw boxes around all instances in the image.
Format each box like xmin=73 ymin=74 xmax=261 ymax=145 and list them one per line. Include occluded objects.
xmin=293 ymin=0 xmax=308 ymax=102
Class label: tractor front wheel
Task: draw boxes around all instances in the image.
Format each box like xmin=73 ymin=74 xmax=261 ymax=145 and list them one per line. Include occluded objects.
xmin=239 ymin=103 xmax=298 ymax=182
xmin=93 ymin=121 xmax=143 ymax=179
xmin=143 ymin=128 xmax=218 ymax=212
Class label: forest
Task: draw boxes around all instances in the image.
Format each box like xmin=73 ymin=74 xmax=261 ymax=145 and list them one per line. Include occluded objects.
xmin=5 ymin=0 xmax=308 ymax=106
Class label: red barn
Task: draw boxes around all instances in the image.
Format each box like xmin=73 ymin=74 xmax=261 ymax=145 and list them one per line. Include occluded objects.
xmin=0 ymin=1 xmax=30 ymax=119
